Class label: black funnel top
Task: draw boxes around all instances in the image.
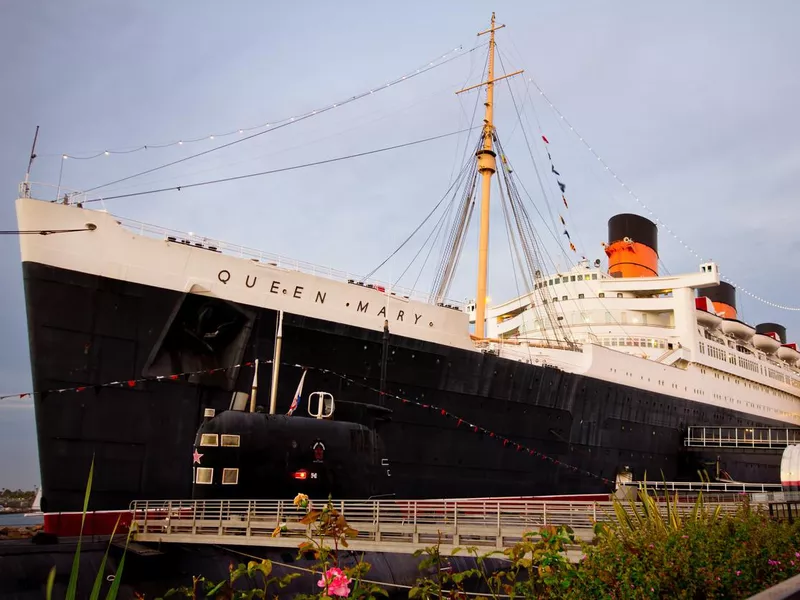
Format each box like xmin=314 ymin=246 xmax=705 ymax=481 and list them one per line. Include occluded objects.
xmin=608 ymin=214 xmax=658 ymax=254
xmin=702 ymin=281 xmax=736 ymax=310
xmin=756 ymin=323 xmax=787 ymax=344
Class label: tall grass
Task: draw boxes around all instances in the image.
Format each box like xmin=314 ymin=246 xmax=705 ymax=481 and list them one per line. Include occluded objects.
xmin=45 ymin=457 xmax=135 ymax=600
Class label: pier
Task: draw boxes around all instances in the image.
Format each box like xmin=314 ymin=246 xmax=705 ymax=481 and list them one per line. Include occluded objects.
xmin=129 ymin=496 xmax=745 ymax=559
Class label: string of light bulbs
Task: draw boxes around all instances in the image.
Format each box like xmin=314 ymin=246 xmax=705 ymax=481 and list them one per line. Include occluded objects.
xmin=51 ymin=45 xmax=476 ymax=161
xmin=529 ymin=77 xmax=800 ymax=312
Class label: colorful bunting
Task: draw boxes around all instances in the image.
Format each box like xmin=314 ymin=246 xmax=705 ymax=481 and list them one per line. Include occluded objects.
xmin=0 ymin=357 xmax=616 ymax=488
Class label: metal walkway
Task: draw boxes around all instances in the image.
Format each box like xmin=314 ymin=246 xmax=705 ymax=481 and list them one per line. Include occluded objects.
xmin=684 ymin=426 xmax=800 ymax=449
xmin=129 ymin=497 xmax=744 ymax=557
xmin=619 ymin=480 xmax=782 ymax=495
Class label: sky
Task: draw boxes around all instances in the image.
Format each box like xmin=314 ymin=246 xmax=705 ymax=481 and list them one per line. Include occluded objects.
xmin=1 ymin=0 xmax=799 ymax=490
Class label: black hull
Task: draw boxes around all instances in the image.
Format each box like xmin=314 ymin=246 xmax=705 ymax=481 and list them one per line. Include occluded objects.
xmin=22 ymin=262 xmax=785 ymax=514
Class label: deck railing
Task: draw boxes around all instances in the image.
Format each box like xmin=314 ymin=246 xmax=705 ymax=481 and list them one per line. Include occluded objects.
xmin=684 ymin=426 xmax=800 ymax=449
xmin=128 ymin=497 xmax=746 ymax=555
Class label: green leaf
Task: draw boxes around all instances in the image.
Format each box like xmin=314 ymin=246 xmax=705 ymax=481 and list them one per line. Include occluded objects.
xmin=89 ymin=514 xmax=122 ymax=600
xmin=67 ymin=456 xmax=95 ymax=600
xmin=105 ymin=519 xmax=134 ymax=600
xmin=45 ymin=566 xmax=56 ymax=600
xmin=205 ymin=579 xmax=228 ymax=596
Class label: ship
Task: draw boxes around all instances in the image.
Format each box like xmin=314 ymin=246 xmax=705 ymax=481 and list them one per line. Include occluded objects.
xmin=12 ymin=14 xmax=800 ymax=536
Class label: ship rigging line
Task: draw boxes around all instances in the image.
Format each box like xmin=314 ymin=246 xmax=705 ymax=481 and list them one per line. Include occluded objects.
xmin=528 ymin=77 xmax=800 ymax=313
xmin=0 ymin=228 xmax=94 ymax=236
xmin=78 ymin=44 xmax=485 ymax=195
xmin=81 ymin=127 xmax=479 ymax=204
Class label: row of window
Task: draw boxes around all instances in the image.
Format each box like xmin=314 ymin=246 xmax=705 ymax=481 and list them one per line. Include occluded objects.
xmin=535 ymin=273 xmax=600 ymax=289
xmin=199 ymin=433 xmax=241 ymax=447
xmin=601 ymin=337 xmax=667 ymax=349
xmin=700 ymin=335 xmax=800 ymax=389
xmin=195 ymin=467 xmax=239 ymax=485
xmin=540 ymin=292 xmax=624 ymax=305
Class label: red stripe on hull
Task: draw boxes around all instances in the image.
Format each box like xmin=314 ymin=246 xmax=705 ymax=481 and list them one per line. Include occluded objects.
xmin=44 ymin=511 xmax=133 ymax=537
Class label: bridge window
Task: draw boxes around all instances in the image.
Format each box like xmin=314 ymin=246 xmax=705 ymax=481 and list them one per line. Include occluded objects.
xmin=200 ymin=434 xmax=219 ymax=447
xmin=222 ymin=468 xmax=239 ymax=485
xmin=592 ymin=274 xmax=598 ymax=280
xmin=599 ymin=293 xmax=605 ymax=298
xmin=221 ymin=434 xmax=240 ymax=447
xmin=578 ymin=293 xmax=585 ymax=299
xmin=196 ymin=467 xmax=213 ymax=484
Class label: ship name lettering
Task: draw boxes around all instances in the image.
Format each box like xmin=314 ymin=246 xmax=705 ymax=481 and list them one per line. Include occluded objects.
xmin=270 ymin=280 xmax=280 ymax=294
xmin=245 ymin=275 xmax=257 ymax=288
xmin=397 ymin=310 xmax=404 ymax=322
xmin=414 ymin=313 xmax=422 ymax=324
xmin=357 ymin=300 xmax=369 ymax=313
xmin=315 ymin=291 xmax=326 ymax=304
xmin=377 ymin=306 xmax=386 ymax=318
xmin=293 ymin=285 xmax=304 ymax=299
xmin=217 ymin=270 xmax=231 ymax=284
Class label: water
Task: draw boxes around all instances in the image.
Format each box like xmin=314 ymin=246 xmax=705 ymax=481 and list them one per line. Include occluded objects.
xmin=0 ymin=513 xmax=43 ymax=527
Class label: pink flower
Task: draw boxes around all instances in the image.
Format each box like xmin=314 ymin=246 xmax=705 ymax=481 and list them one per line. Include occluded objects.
xmin=681 ymin=535 xmax=688 ymax=539
xmin=318 ymin=567 xmax=351 ymax=597
xmin=736 ymin=571 xmax=741 ymax=576
xmin=796 ymin=552 xmax=800 ymax=558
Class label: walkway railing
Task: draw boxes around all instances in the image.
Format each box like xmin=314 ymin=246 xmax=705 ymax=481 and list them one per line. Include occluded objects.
xmin=620 ymin=480 xmax=783 ymax=494
xmin=128 ymin=497 xmax=746 ymax=556
xmin=684 ymin=426 xmax=800 ymax=449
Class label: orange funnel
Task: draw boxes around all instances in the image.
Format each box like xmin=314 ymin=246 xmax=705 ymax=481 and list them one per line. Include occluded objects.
xmin=605 ymin=214 xmax=658 ymax=278
xmin=702 ymin=282 xmax=737 ymax=319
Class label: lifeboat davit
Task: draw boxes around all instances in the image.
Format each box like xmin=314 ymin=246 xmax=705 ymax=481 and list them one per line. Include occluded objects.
xmin=694 ymin=297 xmax=721 ymax=330
xmin=720 ymin=318 xmax=755 ymax=341
xmin=777 ymin=343 xmax=800 ymax=366
xmin=753 ymin=332 xmax=782 ymax=354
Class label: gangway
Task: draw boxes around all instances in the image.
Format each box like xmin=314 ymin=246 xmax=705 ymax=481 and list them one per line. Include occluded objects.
xmin=619 ymin=481 xmax=782 ymax=496
xmin=129 ymin=497 xmax=745 ymax=558
xmin=684 ymin=426 xmax=800 ymax=450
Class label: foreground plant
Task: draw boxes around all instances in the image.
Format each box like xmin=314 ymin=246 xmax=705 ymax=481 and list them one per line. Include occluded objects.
xmin=160 ymin=560 xmax=299 ymax=599
xmin=46 ymin=457 xmax=135 ymax=600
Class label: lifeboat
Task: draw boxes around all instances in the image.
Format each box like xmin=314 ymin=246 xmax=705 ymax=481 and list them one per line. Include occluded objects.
xmin=720 ymin=318 xmax=755 ymax=341
xmin=753 ymin=332 xmax=782 ymax=354
xmin=694 ymin=297 xmax=721 ymax=330
xmin=777 ymin=343 xmax=800 ymax=366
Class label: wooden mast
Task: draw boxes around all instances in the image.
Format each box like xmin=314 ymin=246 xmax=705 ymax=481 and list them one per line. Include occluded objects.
xmin=456 ymin=13 xmax=522 ymax=338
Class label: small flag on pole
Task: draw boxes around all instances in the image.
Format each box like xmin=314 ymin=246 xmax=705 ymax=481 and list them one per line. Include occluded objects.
xmin=542 ymin=135 xmax=549 ymax=144
xmin=287 ymin=369 xmax=307 ymax=416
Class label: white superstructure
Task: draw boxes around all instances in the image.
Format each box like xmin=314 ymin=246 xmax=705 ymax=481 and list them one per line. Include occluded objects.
xmin=471 ymin=259 xmax=800 ymax=425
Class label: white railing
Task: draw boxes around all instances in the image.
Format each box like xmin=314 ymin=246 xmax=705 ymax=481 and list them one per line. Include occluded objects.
xmin=620 ymin=480 xmax=782 ymax=494
xmin=20 ymin=184 xmax=465 ymax=310
xmin=684 ymin=426 xmax=800 ymax=449
xmin=128 ymin=497 xmax=745 ymax=555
